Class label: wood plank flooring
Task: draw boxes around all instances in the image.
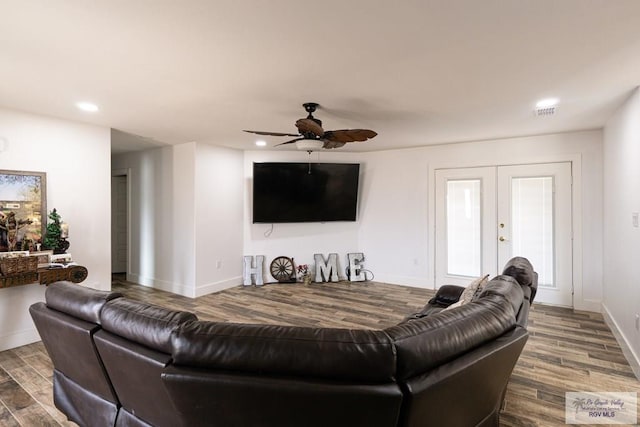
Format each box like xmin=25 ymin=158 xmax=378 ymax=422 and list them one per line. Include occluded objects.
xmin=0 ymin=279 xmax=637 ymax=426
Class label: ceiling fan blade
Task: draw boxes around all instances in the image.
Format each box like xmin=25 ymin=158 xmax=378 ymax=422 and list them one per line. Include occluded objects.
xmin=323 ymin=129 xmax=377 ymax=143
xmin=275 ymin=137 xmax=304 ymax=147
xmin=321 ymin=139 xmax=346 ymax=149
xmin=295 ymin=118 xmax=324 ymax=137
xmin=243 ymin=130 xmax=300 ymax=137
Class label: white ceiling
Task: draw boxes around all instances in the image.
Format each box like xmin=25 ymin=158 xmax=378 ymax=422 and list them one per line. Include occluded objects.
xmin=2 ymin=1 xmax=639 ymax=154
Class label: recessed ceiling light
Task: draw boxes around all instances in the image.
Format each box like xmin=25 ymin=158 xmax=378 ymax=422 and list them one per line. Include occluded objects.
xmin=255 ymin=140 xmax=267 ymax=147
xmin=76 ymin=102 xmax=99 ymax=112
xmin=535 ymin=98 xmax=559 ymax=109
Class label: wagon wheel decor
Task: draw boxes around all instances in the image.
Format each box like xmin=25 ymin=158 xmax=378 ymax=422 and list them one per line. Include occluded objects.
xmin=269 ymin=256 xmax=296 ymax=282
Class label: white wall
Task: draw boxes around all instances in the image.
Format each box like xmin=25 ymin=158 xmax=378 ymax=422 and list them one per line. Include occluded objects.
xmin=358 ymin=149 xmax=431 ymax=286
xmin=243 ymin=150 xmax=363 ymax=281
xmin=115 ymin=129 xmax=604 ymax=313
xmin=602 ymin=87 xmax=640 ymax=378
xmin=0 ymin=107 xmax=111 ymax=351
xmin=113 ymin=143 xmax=196 ymax=296
xmin=244 ymin=131 xmax=603 ymax=312
xmin=364 ymin=131 xmax=603 ymax=311
xmin=194 ymin=143 xmax=244 ymax=295
xmin=113 ymin=142 xmax=244 ymax=297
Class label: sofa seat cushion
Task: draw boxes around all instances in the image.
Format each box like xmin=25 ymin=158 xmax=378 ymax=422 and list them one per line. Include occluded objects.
xmin=171 ymin=322 xmax=397 ymax=383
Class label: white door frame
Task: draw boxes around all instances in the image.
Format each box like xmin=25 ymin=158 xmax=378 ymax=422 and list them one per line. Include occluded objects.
xmin=496 ymin=162 xmax=573 ymax=306
xmin=111 ymin=168 xmax=131 ymax=278
xmin=434 ymin=167 xmax=498 ymax=287
xmin=427 ymin=154 xmax=592 ymax=311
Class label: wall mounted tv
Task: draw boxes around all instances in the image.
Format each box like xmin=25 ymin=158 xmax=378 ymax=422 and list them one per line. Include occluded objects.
xmin=253 ymin=162 xmax=360 ymax=223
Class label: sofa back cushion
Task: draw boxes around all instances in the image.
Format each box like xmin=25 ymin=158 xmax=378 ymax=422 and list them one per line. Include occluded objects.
xmin=96 ymin=298 xmax=197 ymax=427
xmin=171 ymin=322 xmax=396 ymax=382
xmin=30 ymin=282 xmax=123 ymax=426
xmin=100 ymin=298 xmax=197 ymax=353
xmin=162 ymin=366 xmax=404 ymax=427
xmin=502 ymin=256 xmax=538 ymax=302
xmin=45 ymin=281 xmax=122 ymax=323
xmin=399 ymin=327 xmax=529 ymax=427
xmin=385 ymin=280 xmax=523 ymax=380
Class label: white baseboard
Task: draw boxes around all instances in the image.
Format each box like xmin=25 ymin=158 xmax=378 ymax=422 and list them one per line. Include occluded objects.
xmin=574 ymin=298 xmax=602 ymax=313
xmin=196 ymin=276 xmax=242 ymax=297
xmin=369 ymin=273 xmax=432 ymax=289
xmin=0 ymin=328 xmax=42 ymax=352
xmin=126 ymin=273 xmax=193 ymax=297
xmin=602 ymin=303 xmax=640 ymax=381
xmin=125 ymin=273 xmax=242 ymax=298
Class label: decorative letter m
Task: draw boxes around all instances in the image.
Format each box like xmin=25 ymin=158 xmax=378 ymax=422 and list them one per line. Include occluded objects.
xmin=314 ymin=253 xmax=339 ymax=282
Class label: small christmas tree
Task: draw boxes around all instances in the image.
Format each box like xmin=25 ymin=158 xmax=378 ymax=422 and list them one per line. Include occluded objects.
xmin=43 ymin=209 xmax=62 ymax=252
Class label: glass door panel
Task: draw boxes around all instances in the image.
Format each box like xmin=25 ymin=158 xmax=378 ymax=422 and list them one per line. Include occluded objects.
xmin=446 ymin=180 xmax=481 ymax=277
xmin=435 ymin=167 xmax=497 ymax=288
xmin=436 ymin=162 xmax=572 ymax=306
xmin=497 ymin=163 xmax=572 ymax=306
xmin=511 ymin=177 xmax=554 ymax=286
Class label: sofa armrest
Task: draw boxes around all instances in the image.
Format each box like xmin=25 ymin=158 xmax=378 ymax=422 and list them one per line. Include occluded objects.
xmin=428 ymin=285 xmax=465 ymax=307
xmin=402 ymin=285 xmax=466 ymax=322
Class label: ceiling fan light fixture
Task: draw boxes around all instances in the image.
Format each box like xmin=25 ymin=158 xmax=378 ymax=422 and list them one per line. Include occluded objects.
xmin=244 ymin=102 xmax=377 ymax=150
xmin=295 ymin=140 xmax=324 ymax=151
xmin=255 ymin=140 xmax=267 ymax=147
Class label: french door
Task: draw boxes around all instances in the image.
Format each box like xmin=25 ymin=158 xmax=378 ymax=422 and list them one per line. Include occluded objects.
xmin=435 ymin=162 xmax=573 ymax=306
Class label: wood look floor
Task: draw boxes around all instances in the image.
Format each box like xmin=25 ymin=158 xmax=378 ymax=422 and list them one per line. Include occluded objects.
xmin=0 ymin=278 xmax=638 ymax=426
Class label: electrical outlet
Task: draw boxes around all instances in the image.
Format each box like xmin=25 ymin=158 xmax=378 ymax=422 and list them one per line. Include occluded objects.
xmin=636 ymin=314 xmax=640 ymax=331
xmin=633 ymin=212 xmax=639 ymax=228
xmin=216 ymin=260 xmax=222 ymax=269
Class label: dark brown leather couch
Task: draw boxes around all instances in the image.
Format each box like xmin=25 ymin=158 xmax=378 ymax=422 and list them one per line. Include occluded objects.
xmin=29 ymin=257 xmax=537 ymax=427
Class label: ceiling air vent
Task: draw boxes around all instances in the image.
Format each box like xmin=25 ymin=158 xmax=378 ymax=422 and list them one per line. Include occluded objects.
xmin=535 ymin=106 xmax=556 ymax=116
xmin=534 ymin=98 xmax=558 ymax=117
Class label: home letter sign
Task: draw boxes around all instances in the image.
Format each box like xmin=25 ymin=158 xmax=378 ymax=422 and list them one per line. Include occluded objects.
xmin=347 ymin=253 xmax=365 ymax=282
xmin=243 ymin=255 xmax=265 ymax=286
xmin=314 ymin=253 xmax=339 ymax=282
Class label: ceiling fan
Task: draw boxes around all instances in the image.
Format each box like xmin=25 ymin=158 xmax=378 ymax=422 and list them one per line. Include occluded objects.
xmin=244 ymin=102 xmax=377 ymax=150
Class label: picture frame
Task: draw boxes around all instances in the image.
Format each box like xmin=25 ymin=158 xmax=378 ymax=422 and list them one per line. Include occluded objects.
xmin=0 ymin=170 xmax=47 ymax=252
xmin=31 ymin=250 xmax=53 ymax=268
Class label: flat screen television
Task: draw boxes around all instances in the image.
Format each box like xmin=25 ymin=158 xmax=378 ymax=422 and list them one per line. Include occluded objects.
xmin=253 ymin=162 xmax=360 ymax=223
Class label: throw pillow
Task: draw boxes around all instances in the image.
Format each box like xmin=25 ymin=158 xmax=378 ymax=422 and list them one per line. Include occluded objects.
xmin=444 ymin=300 xmax=463 ymax=310
xmin=444 ymin=274 xmax=489 ymax=310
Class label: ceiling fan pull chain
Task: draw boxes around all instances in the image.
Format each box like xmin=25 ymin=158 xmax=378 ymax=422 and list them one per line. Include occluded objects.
xmin=307 ymin=150 xmax=313 ymax=174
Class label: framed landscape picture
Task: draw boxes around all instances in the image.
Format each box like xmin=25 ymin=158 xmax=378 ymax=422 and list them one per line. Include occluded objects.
xmin=0 ymin=170 xmax=47 ymax=252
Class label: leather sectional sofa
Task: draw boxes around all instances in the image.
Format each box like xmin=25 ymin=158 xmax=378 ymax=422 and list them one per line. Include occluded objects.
xmin=30 ymin=257 xmax=537 ymax=427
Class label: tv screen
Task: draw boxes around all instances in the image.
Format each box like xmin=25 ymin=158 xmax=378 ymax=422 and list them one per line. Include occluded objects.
xmin=253 ymin=162 xmax=360 ymax=223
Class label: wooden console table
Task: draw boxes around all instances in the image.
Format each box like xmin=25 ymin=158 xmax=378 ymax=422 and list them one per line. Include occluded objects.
xmin=0 ymin=265 xmax=88 ymax=289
